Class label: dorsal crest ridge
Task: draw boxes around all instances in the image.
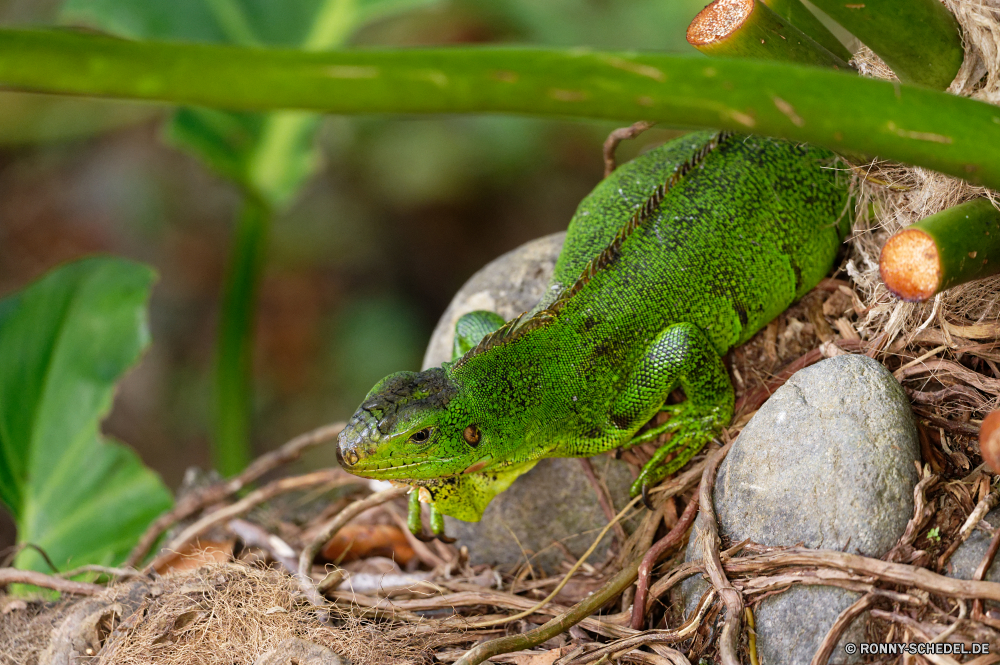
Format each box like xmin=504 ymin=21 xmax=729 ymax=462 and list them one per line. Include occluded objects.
xmin=452 ymin=131 xmax=733 ymax=369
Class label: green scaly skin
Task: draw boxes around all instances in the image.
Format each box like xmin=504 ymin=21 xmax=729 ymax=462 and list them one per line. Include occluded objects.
xmin=337 ymin=131 xmax=851 ymax=539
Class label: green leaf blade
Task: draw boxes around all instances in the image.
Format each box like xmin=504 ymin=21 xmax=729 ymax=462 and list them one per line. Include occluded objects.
xmin=0 ymin=257 xmax=172 ymax=573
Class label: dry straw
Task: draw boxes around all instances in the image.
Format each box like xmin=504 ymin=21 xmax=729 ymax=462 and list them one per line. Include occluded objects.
xmin=1 ymin=563 xmax=449 ymax=665
xmin=847 ymin=0 xmax=1000 ymax=343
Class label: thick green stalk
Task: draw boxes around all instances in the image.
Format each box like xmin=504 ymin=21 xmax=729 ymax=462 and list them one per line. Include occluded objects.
xmin=0 ymin=29 xmax=999 ymax=189
xmin=807 ymin=0 xmax=963 ymax=89
xmin=687 ymin=0 xmax=848 ymax=69
xmin=209 ymin=0 xmax=351 ymax=475
xmin=214 ymin=198 xmax=270 ymax=476
xmin=760 ymin=0 xmax=851 ymax=62
xmin=880 ymin=198 xmax=1000 ymax=302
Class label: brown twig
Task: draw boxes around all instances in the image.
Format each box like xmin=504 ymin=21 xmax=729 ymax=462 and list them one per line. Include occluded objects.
xmin=578 ymin=458 xmax=628 ymax=545
xmin=297 ymin=485 xmax=409 ymax=607
xmin=603 ymin=121 xmax=655 ymax=177
xmin=333 ymin=587 xmax=631 ymax=638
xmin=733 ymin=341 xmax=864 ymax=416
xmin=870 ymin=609 xmax=985 ymax=653
xmin=643 ymin=561 xmax=705 ymax=610
xmin=147 ymin=468 xmax=350 ymax=572
xmin=972 ymin=526 xmax=1000 ymax=626
xmin=56 ymin=564 xmax=144 ymax=580
xmin=0 ymin=568 xmax=104 ymax=595
xmin=650 ymin=456 xmax=708 ymax=500
xmin=572 ymin=590 xmax=716 ymax=664
xmin=126 ymin=422 xmax=345 ymax=567
xmin=694 ymin=439 xmax=741 ymax=665
xmin=939 ymin=484 xmax=1000 ymax=569
xmin=899 ymin=359 xmax=1000 ymax=396
xmin=466 ymin=495 xmax=642 ymax=628
xmin=961 ymin=655 xmax=1000 ymax=665
xmin=914 ymin=409 xmax=982 ymax=437
xmin=723 ymin=548 xmax=1000 ymax=602
xmin=906 ymin=385 xmax=990 ymax=409
xmin=227 ymin=518 xmax=299 ymax=573
xmin=383 ymin=502 xmax=448 ymax=569
xmin=631 ymin=493 xmax=700 ymax=629
xmin=809 ymin=592 xmax=875 ymax=665
xmin=454 ymin=554 xmax=645 ymax=665
xmin=885 ymin=468 xmax=939 ymax=564
xmin=738 ymin=570 xmax=925 ymax=606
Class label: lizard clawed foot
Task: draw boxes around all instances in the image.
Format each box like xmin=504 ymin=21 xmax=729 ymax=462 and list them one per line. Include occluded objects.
xmin=641 ymin=483 xmax=655 ymax=511
xmin=429 ymin=504 xmax=454 ymax=543
xmin=628 ymin=404 xmax=728 ymax=499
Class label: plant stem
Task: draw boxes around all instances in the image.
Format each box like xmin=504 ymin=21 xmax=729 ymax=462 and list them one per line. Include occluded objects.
xmin=214 ymin=198 xmax=270 ymax=476
xmin=879 ymin=198 xmax=1000 ymax=302
xmin=806 ymin=0 xmax=963 ymax=89
xmin=761 ymin=0 xmax=851 ymax=62
xmin=208 ymin=0 xmax=353 ymax=476
xmin=0 ymin=30 xmax=999 ymax=189
xmin=687 ymin=0 xmax=848 ymax=69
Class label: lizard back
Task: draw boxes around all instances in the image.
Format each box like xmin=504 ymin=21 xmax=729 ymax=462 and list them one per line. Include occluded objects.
xmin=448 ymin=132 xmax=849 ymax=456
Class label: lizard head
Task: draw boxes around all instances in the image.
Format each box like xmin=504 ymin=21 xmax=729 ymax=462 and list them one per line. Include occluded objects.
xmin=336 ymin=366 xmax=489 ymax=481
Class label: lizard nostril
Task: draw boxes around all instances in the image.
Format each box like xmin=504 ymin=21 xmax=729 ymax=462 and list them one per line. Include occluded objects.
xmin=336 ymin=445 xmax=360 ymax=468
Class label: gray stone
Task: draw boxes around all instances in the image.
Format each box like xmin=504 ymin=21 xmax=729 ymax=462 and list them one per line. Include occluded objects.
xmin=682 ymin=354 xmax=920 ymax=665
xmin=445 ymin=455 xmax=636 ymax=573
xmin=421 ymin=232 xmax=565 ymax=370
xmin=947 ymin=507 xmax=1000 ymax=608
xmin=425 ymin=232 xmax=635 ymax=572
xmin=716 ymin=353 xmax=919 ymax=556
xmin=752 ymin=586 xmax=867 ymax=665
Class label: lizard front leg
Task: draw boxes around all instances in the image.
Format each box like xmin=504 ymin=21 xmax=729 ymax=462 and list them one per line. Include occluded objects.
xmin=453 ymin=310 xmax=506 ymax=358
xmin=406 ymin=490 xmax=458 ymax=542
xmin=611 ymin=322 xmax=734 ymax=502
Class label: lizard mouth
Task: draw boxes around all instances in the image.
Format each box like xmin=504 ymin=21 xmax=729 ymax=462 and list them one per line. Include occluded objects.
xmin=345 ymin=456 xmax=461 ymax=480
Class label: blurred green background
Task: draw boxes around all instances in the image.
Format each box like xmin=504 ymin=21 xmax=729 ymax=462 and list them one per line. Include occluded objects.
xmin=0 ymin=0 xmax=708 ymax=547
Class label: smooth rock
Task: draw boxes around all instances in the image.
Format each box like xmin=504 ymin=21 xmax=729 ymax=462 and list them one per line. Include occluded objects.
xmin=682 ymin=354 xmax=920 ymax=665
xmin=424 ymin=232 xmax=635 ymax=572
xmin=445 ymin=455 xmax=636 ymax=573
xmin=947 ymin=507 xmax=1000 ymax=607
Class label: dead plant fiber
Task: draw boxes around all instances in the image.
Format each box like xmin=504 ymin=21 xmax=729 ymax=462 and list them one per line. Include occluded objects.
xmin=1 ymin=563 xmax=451 ymax=665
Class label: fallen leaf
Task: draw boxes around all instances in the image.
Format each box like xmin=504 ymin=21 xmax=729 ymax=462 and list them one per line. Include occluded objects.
xmin=510 ymin=647 xmax=571 ymax=665
xmin=320 ymin=524 xmax=415 ymax=565
xmin=154 ymin=539 xmax=234 ymax=575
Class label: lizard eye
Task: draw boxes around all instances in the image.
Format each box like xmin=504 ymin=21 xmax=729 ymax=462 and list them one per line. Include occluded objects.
xmin=410 ymin=427 xmax=433 ymax=444
xmin=463 ymin=425 xmax=481 ymax=447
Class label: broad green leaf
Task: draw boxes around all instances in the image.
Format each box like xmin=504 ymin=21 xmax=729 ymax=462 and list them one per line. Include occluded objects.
xmin=166 ymin=108 xmax=324 ymax=208
xmin=60 ymin=0 xmax=441 ymax=207
xmin=0 ymin=258 xmax=172 ymax=573
xmin=466 ymin=0 xmax=705 ymax=52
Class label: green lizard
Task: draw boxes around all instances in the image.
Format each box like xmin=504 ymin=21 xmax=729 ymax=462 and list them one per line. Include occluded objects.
xmin=337 ymin=131 xmax=850 ymax=540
